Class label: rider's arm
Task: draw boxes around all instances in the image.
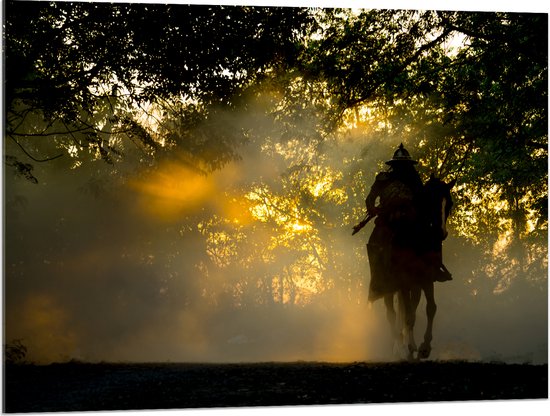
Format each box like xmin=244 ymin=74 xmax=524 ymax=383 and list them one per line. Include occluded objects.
xmin=365 ymin=172 xmax=389 ymax=216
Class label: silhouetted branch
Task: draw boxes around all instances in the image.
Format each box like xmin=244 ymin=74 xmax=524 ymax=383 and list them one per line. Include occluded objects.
xmin=9 ymin=127 xmax=89 ymax=137
xmin=348 ymin=28 xmax=453 ymax=109
xmin=8 ymin=135 xmax=64 ymax=162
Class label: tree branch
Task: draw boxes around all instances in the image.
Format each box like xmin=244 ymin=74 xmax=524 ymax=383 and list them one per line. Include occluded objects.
xmin=8 ymin=135 xmax=64 ymax=162
xmin=348 ymin=28 xmax=453 ymax=108
xmin=9 ymin=126 xmax=90 ymax=137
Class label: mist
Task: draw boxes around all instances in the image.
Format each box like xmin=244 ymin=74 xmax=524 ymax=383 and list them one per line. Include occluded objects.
xmin=3 ymin=99 xmax=547 ymax=365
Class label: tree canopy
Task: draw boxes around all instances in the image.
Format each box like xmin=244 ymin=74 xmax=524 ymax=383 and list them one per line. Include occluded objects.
xmin=5 ymin=1 xmax=313 ymax=173
xmin=4 ymin=2 xmax=547 ymax=318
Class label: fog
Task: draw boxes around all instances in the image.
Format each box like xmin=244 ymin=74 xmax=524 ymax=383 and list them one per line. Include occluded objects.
xmin=3 ymin=104 xmax=547 ymax=365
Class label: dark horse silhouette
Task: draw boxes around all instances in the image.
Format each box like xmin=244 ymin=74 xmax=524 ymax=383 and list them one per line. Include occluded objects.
xmin=382 ymin=175 xmax=455 ymax=360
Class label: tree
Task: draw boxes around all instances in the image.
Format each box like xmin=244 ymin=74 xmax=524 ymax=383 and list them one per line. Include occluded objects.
xmin=290 ymin=9 xmax=547 ymax=280
xmin=4 ymin=1 xmax=314 ymax=175
xmin=4 ymin=339 xmax=28 ymax=365
xmin=4 ymin=4 xmax=547 ymax=310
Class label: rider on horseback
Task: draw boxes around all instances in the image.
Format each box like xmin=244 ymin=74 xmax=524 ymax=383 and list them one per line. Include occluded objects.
xmin=365 ymin=144 xmax=451 ymax=302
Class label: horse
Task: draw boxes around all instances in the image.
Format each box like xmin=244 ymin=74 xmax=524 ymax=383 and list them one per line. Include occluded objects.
xmin=382 ymin=174 xmax=455 ymax=360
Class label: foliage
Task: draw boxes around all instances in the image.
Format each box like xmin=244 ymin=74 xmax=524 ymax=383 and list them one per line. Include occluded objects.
xmin=288 ymin=9 xmax=547 ymax=289
xmin=4 ymin=1 xmax=314 ymax=171
xmin=4 ymin=339 xmax=28 ymax=365
xmin=4 ymin=4 xmax=547 ymax=308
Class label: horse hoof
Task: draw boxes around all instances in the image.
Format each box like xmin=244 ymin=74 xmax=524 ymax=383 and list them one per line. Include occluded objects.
xmin=418 ymin=342 xmax=431 ymax=359
xmin=392 ymin=342 xmax=411 ymax=361
xmin=407 ymin=351 xmax=418 ymax=362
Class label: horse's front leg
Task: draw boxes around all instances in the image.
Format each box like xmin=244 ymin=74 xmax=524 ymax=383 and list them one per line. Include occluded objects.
xmin=384 ymin=293 xmax=399 ymax=347
xmin=401 ymin=288 xmax=421 ymax=360
xmin=385 ymin=293 xmax=411 ymax=359
xmin=418 ymin=282 xmax=437 ymax=359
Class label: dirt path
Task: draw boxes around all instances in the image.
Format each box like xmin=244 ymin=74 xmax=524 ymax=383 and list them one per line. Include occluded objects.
xmin=4 ymin=361 xmax=548 ymax=412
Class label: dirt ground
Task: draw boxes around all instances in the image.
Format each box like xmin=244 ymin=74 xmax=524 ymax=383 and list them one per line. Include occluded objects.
xmin=3 ymin=361 xmax=548 ymax=412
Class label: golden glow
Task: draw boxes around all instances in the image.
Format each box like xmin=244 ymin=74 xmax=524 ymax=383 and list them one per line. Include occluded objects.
xmin=288 ymin=221 xmax=312 ymax=233
xmin=218 ymin=195 xmax=254 ymax=225
xmin=129 ymin=160 xmax=214 ymax=221
xmin=17 ymin=294 xmax=78 ymax=363
xmin=126 ymin=112 xmax=544 ymax=308
xmin=271 ymin=260 xmax=325 ymax=306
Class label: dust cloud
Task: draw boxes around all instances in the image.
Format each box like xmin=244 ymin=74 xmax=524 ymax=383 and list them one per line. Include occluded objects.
xmin=3 ymin=99 xmax=547 ymax=365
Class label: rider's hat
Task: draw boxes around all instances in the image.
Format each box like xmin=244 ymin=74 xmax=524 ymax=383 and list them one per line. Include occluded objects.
xmin=385 ymin=143 xmax=417 ymax=165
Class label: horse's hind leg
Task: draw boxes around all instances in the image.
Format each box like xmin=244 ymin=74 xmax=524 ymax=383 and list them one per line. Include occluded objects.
xmin=418 ymin=282 xmax=437 ymax=359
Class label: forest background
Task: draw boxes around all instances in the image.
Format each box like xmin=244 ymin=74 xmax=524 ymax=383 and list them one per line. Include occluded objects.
xmin=3 ymin=0 xmax=548 ymax=364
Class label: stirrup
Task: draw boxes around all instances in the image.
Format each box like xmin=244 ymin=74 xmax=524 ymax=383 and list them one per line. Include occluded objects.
xmin=434 ymin=266 xmax=452 ymax=282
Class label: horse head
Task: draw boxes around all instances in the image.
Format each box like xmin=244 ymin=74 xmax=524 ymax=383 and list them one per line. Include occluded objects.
xmin=423 ymin=174 xmax=456 ymax=241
